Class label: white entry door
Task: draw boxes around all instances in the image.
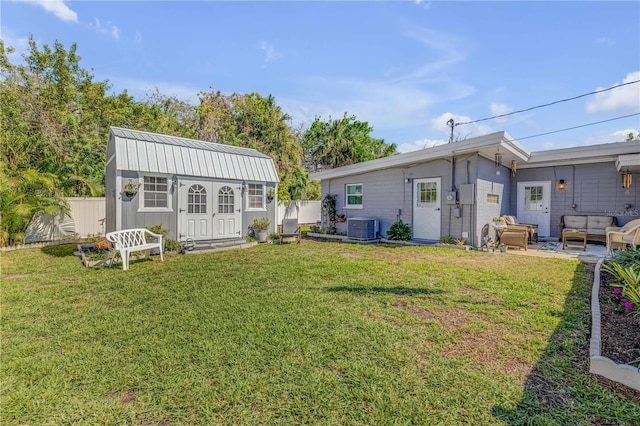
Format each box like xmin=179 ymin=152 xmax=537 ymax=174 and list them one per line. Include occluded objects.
xmin=412 ymin=177 xmax=441 ymax=240
xmin=517 ymin=181 xmax=551 ymax=238
xmin=180 ymin=179 xmax=213 ymax=240
xmin=211 ymin=182 xmax=242 ymax=239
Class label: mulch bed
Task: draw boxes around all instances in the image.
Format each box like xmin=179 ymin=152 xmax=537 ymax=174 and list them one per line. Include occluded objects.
xmin=592 ymin=265 xmax=640 ymax=403
xmin=598 ymin=270 xmax=640 ymax=368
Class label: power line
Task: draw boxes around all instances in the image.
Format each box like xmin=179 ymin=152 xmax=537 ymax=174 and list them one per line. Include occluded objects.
xmin=514 ymin=113 xmax=640 ymax=141
xmin=455 ymin=79 xmax=640 ymax=126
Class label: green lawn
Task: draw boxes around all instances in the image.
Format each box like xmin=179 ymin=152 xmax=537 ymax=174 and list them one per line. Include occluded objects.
xmin=1 ymin=241 xmax=638 ymax=424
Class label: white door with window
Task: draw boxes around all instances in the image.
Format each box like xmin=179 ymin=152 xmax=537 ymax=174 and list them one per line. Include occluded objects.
xmin=412 ymin=177 xmax=441 ymax=240
xmin=212 ymin=182 xmax=242 ymax=239
xmin=517 ymin=181 xmax=551 ymax=238
xmin=180 ymin=179 xmax=213 ymax=240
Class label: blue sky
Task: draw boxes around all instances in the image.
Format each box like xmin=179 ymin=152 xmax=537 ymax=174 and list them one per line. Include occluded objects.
xmin=3 ymin=1 xmax=639 ymax=153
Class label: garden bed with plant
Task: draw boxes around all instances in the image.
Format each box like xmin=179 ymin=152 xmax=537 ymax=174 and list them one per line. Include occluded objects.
xmin=598 ymin=250 xmax=640 ymax=370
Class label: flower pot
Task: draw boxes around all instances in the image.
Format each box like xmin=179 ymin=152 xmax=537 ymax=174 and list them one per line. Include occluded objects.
xmin=256 ymin=230 xmax=268 ymax=243
xmin=124 ymin=191 xmax=137 ymax=198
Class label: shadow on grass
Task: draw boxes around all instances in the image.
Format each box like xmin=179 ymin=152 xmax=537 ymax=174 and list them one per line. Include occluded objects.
xmin=492 ymin=263 xmax=640 ymax=424
xmin=325 ymin=286 xmax=446 ymax=296
xmin=41 ymin=243 xmax=78 ymax=258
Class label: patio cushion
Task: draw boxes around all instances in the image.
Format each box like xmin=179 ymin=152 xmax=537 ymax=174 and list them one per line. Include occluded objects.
xmin=502 ymin=215 xmax=517 ymax=225
xmin=563 ymin=216 xmax=587 ymax=230
xmin=587 ymin=216 xmax=615 ymax=229
xmin=586 ymin=228 xmax=607 ymax=236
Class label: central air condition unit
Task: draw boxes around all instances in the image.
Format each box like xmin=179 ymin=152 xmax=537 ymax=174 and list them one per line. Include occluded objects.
xmin=347 ymin=218 xmax=378 ymax=240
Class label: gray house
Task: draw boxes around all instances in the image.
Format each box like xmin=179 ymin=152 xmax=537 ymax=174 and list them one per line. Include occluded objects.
xmin=310 ymin=131 xmax=640 ymax=246
xmin=105 ymin=127 xmax=279 ymax=241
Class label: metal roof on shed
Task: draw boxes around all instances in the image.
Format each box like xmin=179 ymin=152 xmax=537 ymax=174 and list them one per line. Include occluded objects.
xmin=110 ymin=127 xmax=279 ymax=182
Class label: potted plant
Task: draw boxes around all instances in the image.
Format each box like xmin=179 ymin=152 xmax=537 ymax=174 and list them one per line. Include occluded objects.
xmin=253 ymin=217 xmax=270 ymax=243
xmin=123 ymin=180 xmax=141 ymax=198
xmin=337 ymin=213 xmax=346 ymax=223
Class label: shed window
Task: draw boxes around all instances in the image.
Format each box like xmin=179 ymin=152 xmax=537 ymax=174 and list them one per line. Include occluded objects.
xmin=346 ymin=184 xmax=363 ymax=208
xmin=188 ymin=185 xmax=206 ymax=214
xmin=218 ymin=186 xmax=235 ymax=214
xmin=143 ymin=176 xmax=168 ymax=208
xmin=247 ymin=183 xmax=265 ymax=210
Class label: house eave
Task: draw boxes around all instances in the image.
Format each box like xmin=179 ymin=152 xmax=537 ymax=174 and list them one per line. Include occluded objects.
xmin=310 ymin=131 xmax=530 ymax=181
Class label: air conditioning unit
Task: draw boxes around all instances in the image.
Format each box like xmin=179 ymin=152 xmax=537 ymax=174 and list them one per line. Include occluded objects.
xmin=347 ymin=218 xmax=378 ymax=240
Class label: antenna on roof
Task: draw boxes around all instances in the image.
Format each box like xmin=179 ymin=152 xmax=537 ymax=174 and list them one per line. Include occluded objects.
xmin=446 ymin=118 xmax=455 ymax=143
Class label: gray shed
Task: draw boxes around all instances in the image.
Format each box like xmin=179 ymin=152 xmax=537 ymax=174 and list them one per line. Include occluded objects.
xmin=105 ymin=127 xmax=279 ymax=242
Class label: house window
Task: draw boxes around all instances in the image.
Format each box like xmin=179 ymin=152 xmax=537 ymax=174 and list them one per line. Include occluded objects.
xmin=247 ymin=183 xmax=265 ymax=210
xmin=487 ymin=194 xmax=499 ymax=204
xmin=524 ymin=186 xmax=544 ymax=211
xmin=417 ymin=182 xmax=437 ymax=205
xmin=218 ymin=186 xmax=235 ymax=214
xmin=143 ymin=176 xmax=168 ymax=208
xmin=188 ymin=185 xmax=206 ymax=214
xmin=346 ymin=184 xmax=363 ymax=208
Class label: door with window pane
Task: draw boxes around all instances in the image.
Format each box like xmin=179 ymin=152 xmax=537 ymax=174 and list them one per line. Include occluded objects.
xmin=212 ymin=181 xmax=242 ymax=239
xmin=517 ymin=181 xmax=551 ymax=238
xmin=180 ymin=179 xmax=212 ymax=240
xmin=412 ymin=177 xmax=441 ymax=240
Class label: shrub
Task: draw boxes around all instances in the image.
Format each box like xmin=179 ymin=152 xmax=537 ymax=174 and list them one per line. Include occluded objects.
xmin=611 ymin=247 xmax=640 ymax=268
xmin=387 ymin=220 xmax=412 ymax=241
xmin=146 ymin=224 xmax=169 ymax=236
xmin=602 ymin=261 xmax=640 ymax=312
xmin=253 ymin=217 xmax=270 ymax=231
xmin=164 ymin=239 xmax=182 ymax=253
xmin=439 ymin=235 xmax=455 ymax=244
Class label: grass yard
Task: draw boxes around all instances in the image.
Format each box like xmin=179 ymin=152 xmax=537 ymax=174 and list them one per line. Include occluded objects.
xmin=1 ymin=241 xmax=638 ymax=424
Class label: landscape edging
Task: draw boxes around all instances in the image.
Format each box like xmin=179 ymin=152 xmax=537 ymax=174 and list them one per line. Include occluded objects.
xmin=589 ymin=257 xmax=640 ymax=390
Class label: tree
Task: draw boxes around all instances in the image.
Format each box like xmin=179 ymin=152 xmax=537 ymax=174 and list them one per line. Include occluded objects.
xmin=197 ymin=90 xmax=319 ymax=201
xmin=0 ymin=168 xmax=68 ymax=246
xmin=625 ymin=131 xmax=640 ymax=141
xmin=302 ymin=113 xmax=397 ymax=171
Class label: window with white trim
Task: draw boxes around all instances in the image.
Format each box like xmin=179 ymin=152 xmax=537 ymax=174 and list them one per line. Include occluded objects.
xmin=247 ymin=183 xmax=265 ymax=210
xmin=188 ymin=184 xmax=206 ymax=214
xmin=346 ymin=184 xmax=363 ymax=208
xmin=143 ymin=176 xmax=168 ymax=208
xmin=218 ymin=186 xmax=235 ymax=213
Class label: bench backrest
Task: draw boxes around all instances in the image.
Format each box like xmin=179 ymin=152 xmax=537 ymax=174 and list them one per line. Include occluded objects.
xmin=106 ymin=229 xmax=156 ymax=249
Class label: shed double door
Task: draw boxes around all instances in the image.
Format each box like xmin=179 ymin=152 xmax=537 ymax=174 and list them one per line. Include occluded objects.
xmin=179 ymin=179 xmax=242 ymax=240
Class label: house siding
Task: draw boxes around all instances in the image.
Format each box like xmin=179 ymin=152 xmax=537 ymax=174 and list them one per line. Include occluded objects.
xmin=512 ymin=162 xmax=640 ymax=238
xmin=320 ymin=155 xmax=483 ymax=243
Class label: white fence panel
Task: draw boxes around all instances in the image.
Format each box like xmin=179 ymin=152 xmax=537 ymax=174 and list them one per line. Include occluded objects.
xmin=277 ymin=200 xmax=321 ymax=224
xmin=67 ymin=197 xmax=106 ymax=237
xmin=24 ymin=197 xmax=106 ymax=243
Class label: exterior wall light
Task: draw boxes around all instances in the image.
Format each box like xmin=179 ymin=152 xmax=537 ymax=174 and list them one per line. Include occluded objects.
xmin=557 ymin=179 xmax=566 ymax=189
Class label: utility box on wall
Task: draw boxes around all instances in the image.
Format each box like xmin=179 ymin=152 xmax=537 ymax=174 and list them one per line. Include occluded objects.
xmin=444 ymin=191 xmax=457 ymax=205
xmin=459 ymin=184 xmax=475 ymax=205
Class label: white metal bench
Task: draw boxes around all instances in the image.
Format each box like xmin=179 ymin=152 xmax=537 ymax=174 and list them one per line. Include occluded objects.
xmin=106 ymin=228 xmax=164 ymax=270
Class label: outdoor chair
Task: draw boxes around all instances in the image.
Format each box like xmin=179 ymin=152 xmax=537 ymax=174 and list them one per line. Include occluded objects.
xmin=501 ymin=215 xmax=538 ymax=243
xmin=498 ymin=229 xmax=528 ymax=250
xmin=606 ymin=219 xmax=640 ymax=255
xmin=280 ymin=218 xmax=301 ymax=244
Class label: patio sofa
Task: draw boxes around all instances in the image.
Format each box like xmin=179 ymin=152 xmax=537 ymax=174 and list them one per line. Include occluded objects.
xmin=559 ymin=215 xmax=617 ymax=244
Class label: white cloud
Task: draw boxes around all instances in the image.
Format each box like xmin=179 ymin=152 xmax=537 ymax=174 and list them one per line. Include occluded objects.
xmin=430 ymin=112 xmax=493 ymax=141
xmin=260 ymin=41 xmax=282 ymax=65
xmin=489 ymin=103 xmax=513 ymax=123
xmin=106 ymin=76 xmax=201 ymax=103
xmin=1 ymin=32 xmax=30 ymax=57
xmin=134 ymin=31 xmax=143 ymax=44
xmin=397 ymin=138 xmax=446 ymax=153
xmin=413 ymin=0 xmax=432 ymax=10
xmin=89 ymin=18 xmax=120 ymax=41
xmin=596 ymin=37 xmax=615 ymax=45
xmin=22 ymin=0 xmax=78 ymax=23
xmin=279 ymin=23 xmax=475 ymax=145
xmin=586 ymin=71 xmax=640 ymax=113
